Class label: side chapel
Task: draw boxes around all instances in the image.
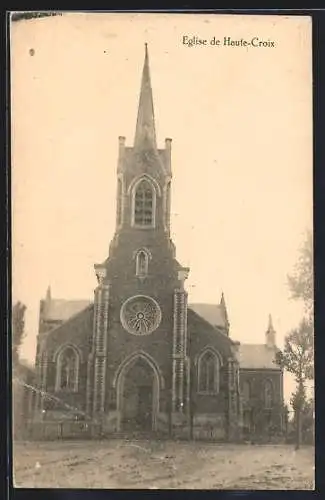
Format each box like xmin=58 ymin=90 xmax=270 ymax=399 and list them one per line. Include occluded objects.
xmin=33 ymin=45 xmax=284 ymax=441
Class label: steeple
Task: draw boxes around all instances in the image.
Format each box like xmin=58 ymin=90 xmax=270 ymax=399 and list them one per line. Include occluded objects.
xmin=134 ymin=43 xmax=157 ymax=150
xmin=42 ymin=285 xmax=52 ymax=321
xmin=220 ymin=292 xmax=230 ymax=334
xmin=45 ymin=285 xmax=51 ymax=303
xmin=265 ymin=313 xmax=276 ymax=348
xmin=267 ymin=313 xmax=274 ymax=332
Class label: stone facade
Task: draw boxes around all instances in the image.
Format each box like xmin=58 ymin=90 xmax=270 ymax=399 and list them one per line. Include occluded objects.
xmin=31 ymin=45 xmax=284 ymax=441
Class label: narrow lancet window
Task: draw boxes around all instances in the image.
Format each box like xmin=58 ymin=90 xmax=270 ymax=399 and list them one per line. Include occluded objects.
xmin=264 ymin=380 xmax=274 ymax=409
xmin=55 ymin=346 xmax=79 ymax=392
xmin=198 ymin=350 xmax=220 ymax=394
xmin=136 ymin=249 xmax=149 ymax=277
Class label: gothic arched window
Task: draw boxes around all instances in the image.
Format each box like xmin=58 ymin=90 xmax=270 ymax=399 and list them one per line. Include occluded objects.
xmin=264 ymin=380 xmax=274 ymax=409
xmin=198 ymin=350 xmax=220 ymax=394
xmin=116 ymin=178 xmax=123 ymax=226
xmin=55 ymin=346 xmax=80 ymax=393
xmin=133 ymin=179 xmax=155 ymax=227
xmin=136 ymin=249 xmax=149 ymax=277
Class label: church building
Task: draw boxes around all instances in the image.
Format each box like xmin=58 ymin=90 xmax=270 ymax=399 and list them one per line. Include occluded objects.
xmin=32 ymin=45 xmax=284 ymax=441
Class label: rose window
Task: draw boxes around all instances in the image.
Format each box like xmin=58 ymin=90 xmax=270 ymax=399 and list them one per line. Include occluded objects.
xmin=120 ymin=295 xmax=162 ymax=335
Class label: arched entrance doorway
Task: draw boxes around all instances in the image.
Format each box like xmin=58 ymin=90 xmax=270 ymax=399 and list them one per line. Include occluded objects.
xmin=116 ymin=354 xmax=160 ymax=432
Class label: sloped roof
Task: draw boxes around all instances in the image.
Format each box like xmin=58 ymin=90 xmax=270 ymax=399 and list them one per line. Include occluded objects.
xmin=187 ymin=308 xmax=236 ymax=360
xmin=44 ymin=300 xmax=92 ymax=321
xmin=237 ymin=343 xmax=280 ymax=370
xmin=189 ymin=303 xmax=226 ymax=329
xmin=45 ymin=303 xmax=94 ymax=347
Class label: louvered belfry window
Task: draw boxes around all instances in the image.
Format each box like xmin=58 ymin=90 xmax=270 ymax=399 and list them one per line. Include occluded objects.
xmin=134 ymin=180 xmax=153 ymax=226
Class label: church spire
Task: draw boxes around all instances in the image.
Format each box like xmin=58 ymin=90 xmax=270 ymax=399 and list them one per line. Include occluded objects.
xmin=42 ymin=285 xmax=52 ymax=320
xmin=220 ymin=291 xmax=230 ymax=334
xmin=45 ymin=285 xmax=51 ymax=303
xmin=267 ymin=313 xmax=275 ymax=332
xmin=134 ymin=43 xmax=157 ymax=149
xmin=266 ymin=313 xmax=276 ymax=348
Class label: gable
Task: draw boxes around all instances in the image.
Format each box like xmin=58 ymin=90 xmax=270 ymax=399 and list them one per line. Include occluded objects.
xmin=189 ymin=303 xmax=227 ymax=329
xmin=44 ymin=299 xmax=92 ymax=322
xmin=187 ymin=308 xmax=235 ymax=361
xmin=44 ymin=304 xmax=94 ymax=355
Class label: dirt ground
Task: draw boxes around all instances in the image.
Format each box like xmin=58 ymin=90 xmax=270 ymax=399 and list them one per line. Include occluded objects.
xmin=13 ymin=439 xmax=314 ymax=490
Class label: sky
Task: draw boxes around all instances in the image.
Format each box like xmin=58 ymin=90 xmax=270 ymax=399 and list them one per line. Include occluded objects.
xmin=11 ymin=13 xmax=312 ymax=404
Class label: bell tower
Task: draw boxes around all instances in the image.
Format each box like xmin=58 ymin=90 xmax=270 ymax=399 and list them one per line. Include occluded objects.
xmin=87 ymin=45 xmax=190 ymax=435
xmin=111 ymin=43 xmax=173 ymax=248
